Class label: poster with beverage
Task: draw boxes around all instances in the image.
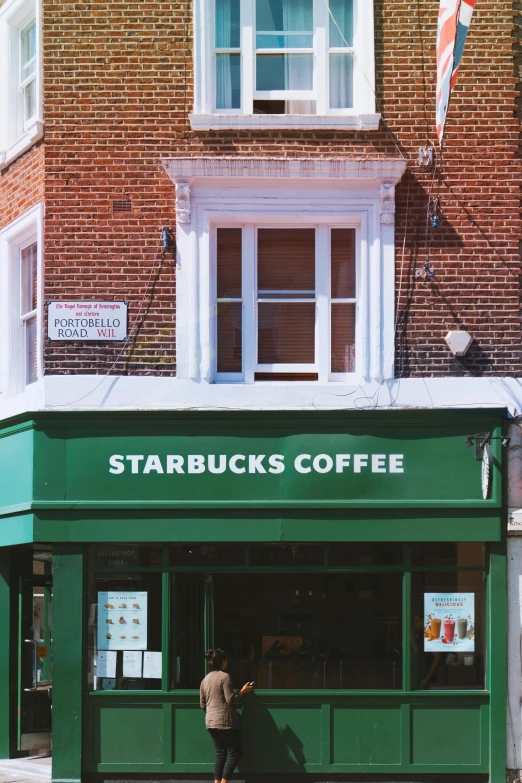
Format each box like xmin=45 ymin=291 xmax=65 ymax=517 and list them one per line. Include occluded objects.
xmin=97 ymin=591 xmax=147 ymax=651
xmin=424 ymin=593 xmax=474 ymax=652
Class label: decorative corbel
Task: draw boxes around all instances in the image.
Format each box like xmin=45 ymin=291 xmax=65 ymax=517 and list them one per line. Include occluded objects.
xmin=380 ymin=182 xmax=395 ymax=225
xmin=175 ymin=180 xmax=191 ymax=224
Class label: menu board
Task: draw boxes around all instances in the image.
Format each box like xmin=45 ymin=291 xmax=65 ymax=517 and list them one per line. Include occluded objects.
xmin=424 ymin=593 xmax=475 ymax=652
xmin=97 ymin=591 xmax=148 ymax=651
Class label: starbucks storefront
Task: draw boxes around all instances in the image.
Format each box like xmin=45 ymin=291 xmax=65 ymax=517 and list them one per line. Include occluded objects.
xmin=0 ymin=411 xmax=506 ymax=783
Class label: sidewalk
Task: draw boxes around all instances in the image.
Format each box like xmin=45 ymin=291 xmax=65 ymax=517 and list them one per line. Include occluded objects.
xmin=0 ymin=756 xmax=51 ymax=783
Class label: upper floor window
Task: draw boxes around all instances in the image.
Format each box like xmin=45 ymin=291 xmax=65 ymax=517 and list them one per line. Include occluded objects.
xmin=0 ymin=0 xmax=43 ymax=170
xmin=191 ymin=0 xmax=379 ymax=130
xmin=0 ymin=203 xmax=43 ymax=397
xmin=215 ymin=224 xmax=358 ymax=381
xmin=20 ymin=241 xmax=38 ymax=386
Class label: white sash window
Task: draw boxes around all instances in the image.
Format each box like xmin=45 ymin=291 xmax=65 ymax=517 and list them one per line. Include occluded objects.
xmin=192 ymin=0 xmax=379 ymax=129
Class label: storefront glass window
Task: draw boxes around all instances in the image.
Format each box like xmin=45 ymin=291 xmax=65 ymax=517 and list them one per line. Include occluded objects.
xmin=87 ymin=571 xmax=162 ymax=691
xmin=411 ymin=542 xmax=485 ymax=568
xmin=249 ymin=544 xmax=324 ymax=567
xmin=328 ymin=543 xmax=403 ymax=566
xmin=170 ymin=544 xmax=244 ymax=566
xmin=214 ymin=572 xmax=402 ymax=690
xmin=411 ymin=570 xmax=486 ymax=690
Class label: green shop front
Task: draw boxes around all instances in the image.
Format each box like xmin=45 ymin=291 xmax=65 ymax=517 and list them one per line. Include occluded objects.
xmin=0 ymin=411 xmax=507 ymax=783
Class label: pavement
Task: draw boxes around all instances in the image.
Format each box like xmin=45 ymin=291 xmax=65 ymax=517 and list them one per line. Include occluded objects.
xmin=0 ymin=756 xmax=51 ymax=783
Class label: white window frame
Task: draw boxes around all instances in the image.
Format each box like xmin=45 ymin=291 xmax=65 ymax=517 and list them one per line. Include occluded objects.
xmin=0 ymin=0 xmax=43 ymax=171
xmin=163 ymin=157 xmax=407 ymax=385
xmin=191 ymin=0 xmax=380 ymax=130
xmin=0 ymin=203 xmax=44 ymax=398
xmin=212 ymin=218 xmax=362 ymax=383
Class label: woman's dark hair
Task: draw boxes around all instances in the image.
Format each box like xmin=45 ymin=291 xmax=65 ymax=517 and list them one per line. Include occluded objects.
xmin=205 ymin=648 xmax=227 ymax=671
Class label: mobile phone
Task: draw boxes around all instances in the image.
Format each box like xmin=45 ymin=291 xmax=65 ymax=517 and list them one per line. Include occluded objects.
xmin=248 ymin=681 xmax=255 ymax=686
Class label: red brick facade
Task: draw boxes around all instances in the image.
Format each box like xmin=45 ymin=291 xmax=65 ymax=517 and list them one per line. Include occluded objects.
xmin=1 ymin=0 xmax=520 ymax=377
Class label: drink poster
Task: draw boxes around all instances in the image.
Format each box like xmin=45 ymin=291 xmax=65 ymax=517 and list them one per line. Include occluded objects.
xmin=97 ymin=591 xmax=148 ymax=651
xmin=424 ymin=593 xmax=474 ymax=652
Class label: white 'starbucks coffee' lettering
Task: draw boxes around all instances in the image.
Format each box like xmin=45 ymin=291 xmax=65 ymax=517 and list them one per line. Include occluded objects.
xmin=108 ymin=453 xmax=404 ymax=475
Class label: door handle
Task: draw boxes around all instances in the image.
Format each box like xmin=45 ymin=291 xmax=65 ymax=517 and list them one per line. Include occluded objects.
xmin=23 ymin=639 xmax=38 ymax=691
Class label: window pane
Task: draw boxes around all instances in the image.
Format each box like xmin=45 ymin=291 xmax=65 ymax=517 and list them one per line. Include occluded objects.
xmin=256 ymin=54 xmax=313 ymax=91
xmin=258 ymin=303 xmax=315 ymax=363
xmin=412 ymin=543 xmax=485 ymax=569
xmin=216 ymin=0 xmax=240 ymax=47
xmin=217 ymin=302 xmax=242 ymax=372
xmin=26 ymin=316 xmax=37 ymax=385
xmin=257 ymin=33 xmax=313 ymax=48
xmin=412 ymin=571 xmax=485 ymax=691
xmin=171 ymin=544 xmax=244 ymax=566
xmin=21 ymin=22 xmax=36 ymax=72
xmin=91 ymin=545 xmax=163 ymax=569
xmin=214 ymin=573 xmax=402 ymax=690
xmin=331 ymin=303 xmax=355 ymax=373
xmin=256 ymin=0 xmax=313 ymax=35
xmin=331 ymin=228 xmax=356 ymax=299
xmin=172 ymin=574 xmax=205 ymax=688
xmin=258 ymin=228 xmax=315 ymax=295
xmin=87 ymin=572 xmax=163 ymax=691
xmin=249 ymin=544 xmax=323 ymax=566
xmin=329 ymin=543 xmax=404 ymax=567
xmin=217 ymin=228 xmax=242 ymax=298
xmin=216 ymin=54 xmax=241 ymax=109
xmin=24 ymin=80 xmax=36 ymax=121
xmin=329 ymin=54 xmax=353 ymax=109
xmin=329 ymin=0 xmax=353 ymax=47
xmin=21 ymin=242 xmax=37 ymax=315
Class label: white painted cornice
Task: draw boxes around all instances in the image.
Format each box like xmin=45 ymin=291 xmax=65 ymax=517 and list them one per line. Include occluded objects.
xmin=163 ymin=157 xmax=407 ymax=184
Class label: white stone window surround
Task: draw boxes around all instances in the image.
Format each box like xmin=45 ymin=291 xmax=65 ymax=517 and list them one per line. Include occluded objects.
xmin=190 ymin=0 xmax=380 ymax=131
xmin=0 ymin=0 xmax=43 ymax=171
xmin=163 ymin=157 xmax=406 ymax=384
xmin=0 ymin=202 xmax=44 ymax=398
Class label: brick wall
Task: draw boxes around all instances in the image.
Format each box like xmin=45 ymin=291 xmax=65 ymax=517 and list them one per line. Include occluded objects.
xmin=0 ymin=143 xmax=45 ymax=231
xmin=12 ymin=0 xmax=521 ymax=375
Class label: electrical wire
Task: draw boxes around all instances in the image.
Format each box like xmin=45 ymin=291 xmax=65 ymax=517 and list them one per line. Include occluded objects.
xmin=45 ymin=243 xmax=168 ymax=409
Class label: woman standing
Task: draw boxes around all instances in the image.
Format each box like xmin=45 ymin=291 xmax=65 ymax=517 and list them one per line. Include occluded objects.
xmin=200 ymin=649 xmax=254 ymax=783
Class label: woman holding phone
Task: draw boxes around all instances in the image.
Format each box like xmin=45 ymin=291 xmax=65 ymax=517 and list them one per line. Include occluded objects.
xmin=200 ymin=649 xmax=254 ymax=783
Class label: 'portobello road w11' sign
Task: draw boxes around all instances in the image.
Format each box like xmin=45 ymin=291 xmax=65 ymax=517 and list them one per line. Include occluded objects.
xmin=48 ymin=301 xmax=127 ymax=340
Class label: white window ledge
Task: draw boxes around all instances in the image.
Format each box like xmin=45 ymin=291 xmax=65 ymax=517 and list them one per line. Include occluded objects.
xmin=0 ymin=119 xmax=44 ymax=171
xmin=189 ymin=113 xmax=381 ymax=132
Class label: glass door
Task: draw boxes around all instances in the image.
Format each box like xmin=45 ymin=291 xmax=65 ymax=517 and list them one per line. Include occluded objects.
xmin=19 ymin=572 xmax=52 ymax=752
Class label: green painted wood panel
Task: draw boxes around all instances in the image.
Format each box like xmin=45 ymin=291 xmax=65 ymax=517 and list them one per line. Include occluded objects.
xmin=242 ymin=701 xmax=322 ymax=768
xmin=172 ymin=704 xmax=214 ymax=765
xmin=52 ymin=546 xmax=84 ymax=783
xmin=0 ymin=427 xmax=34 ymax=512
xmin=94 ymin=705 xmax=163 ymax=765
xmin=86 ymin=692 xmax=490 ymax=775
xmin=411 ymin=706 xmax=482 ymax=765
xmin=331 ymin=705 xmax=401 ymax=765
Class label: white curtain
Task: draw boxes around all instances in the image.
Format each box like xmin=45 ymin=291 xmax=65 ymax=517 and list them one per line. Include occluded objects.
xmin=282 ymin=0 xmax=314 ymax=113
xmin=328 ymin=0 xmax=353 ymax=109
xmin=329 ymin=54 xmax=353 ymax=109
xmin=216 ymin=0 xmax=239 ymax=108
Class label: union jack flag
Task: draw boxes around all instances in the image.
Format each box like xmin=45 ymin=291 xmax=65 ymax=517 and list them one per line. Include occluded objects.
xmin=436 ymin=0 xmax=476 ymax=144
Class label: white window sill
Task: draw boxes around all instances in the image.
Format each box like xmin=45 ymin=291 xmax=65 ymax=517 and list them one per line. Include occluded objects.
xmin=0 ymin=118 xmax=44 ymax=171
xmin=189 ymin=113 xmax=381 ymax=131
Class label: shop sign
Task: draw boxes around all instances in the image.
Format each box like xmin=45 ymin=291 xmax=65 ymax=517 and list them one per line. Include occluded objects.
xmin=48 ymin=301 xmax=127 ymax=340
xmin=35 ymin=417 xmax=502 ymax=505
xmin=97 ymin=591 xmax=148 ymax=651
xmin=423 ymin=593 xmax=475 ymax=652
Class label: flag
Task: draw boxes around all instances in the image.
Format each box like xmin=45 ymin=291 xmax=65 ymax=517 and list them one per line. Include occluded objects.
xmin=436 ymin=0 xmax=476 ymax=144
